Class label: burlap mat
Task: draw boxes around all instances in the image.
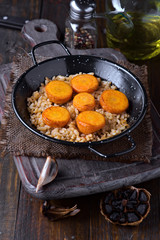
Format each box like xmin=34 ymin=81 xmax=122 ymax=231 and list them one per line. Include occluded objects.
xmin=0 ymin=52 xmax=152 ymax=163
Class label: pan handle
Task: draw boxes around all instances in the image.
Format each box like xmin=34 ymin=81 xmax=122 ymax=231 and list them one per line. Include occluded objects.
xmin=88 ymin=134 xmax=136 ymax=158
xmin=31 ymin=40 xmax=72 ymax=65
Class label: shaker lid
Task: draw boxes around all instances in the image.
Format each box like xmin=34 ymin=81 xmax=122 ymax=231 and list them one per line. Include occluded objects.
xmin=70 ymin=0 xmax=96 ymax=20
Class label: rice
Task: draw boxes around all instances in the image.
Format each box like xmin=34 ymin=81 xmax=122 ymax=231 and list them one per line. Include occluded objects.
xmin=27 ymin=73 xmax=130 ymax=142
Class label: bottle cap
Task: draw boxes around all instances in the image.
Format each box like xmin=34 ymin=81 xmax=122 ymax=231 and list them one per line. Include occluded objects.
xmin=70 ymin=0 xmax=96 ymax=20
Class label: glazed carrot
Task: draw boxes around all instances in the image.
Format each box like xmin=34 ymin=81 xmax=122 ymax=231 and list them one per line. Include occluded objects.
xmin=42 ymin=106 xmax=70 ymax=128
xmin=73 ymin=92 xmax=95 ymax=112
xmin=100 ymin=89 xmax=129 ymax=114
xmin=45 ymin=80 xmax=73 ymax=104
xmin=71 ymin=74 xmax=99 ymax=93
xmin=76 ymin=111 xmax=105 ymax=134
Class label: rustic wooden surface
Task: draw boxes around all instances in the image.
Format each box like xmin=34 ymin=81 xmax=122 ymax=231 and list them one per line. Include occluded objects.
xmin=0 ymin=0 xmax=160 ymax=239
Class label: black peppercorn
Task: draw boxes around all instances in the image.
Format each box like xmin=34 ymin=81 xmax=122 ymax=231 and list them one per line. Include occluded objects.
xmin=64 ymin=0 xmax=97 ymax=49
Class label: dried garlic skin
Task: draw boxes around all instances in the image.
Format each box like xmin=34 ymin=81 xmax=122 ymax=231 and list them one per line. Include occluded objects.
xmin=42 ymin=201 xmax=80 ymax=221
xmin=100 ymin=186 xmax=151 ymax=226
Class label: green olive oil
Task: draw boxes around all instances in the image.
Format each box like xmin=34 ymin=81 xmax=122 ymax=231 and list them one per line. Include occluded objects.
xmin=106 ymin=12 xmax=160 ymax=60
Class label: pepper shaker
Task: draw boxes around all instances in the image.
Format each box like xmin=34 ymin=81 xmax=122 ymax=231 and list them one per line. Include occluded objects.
xmin=64 ymin=0 xmax=97 ymax=49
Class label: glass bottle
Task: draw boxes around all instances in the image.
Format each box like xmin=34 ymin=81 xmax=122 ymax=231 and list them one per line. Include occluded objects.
xmin=105 ymin=0 xmax=160 ymax=61
xmin=64 ymin=0 xmax=97 ymax=49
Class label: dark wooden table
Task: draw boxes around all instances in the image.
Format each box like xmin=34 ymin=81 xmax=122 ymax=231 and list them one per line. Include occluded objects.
xmin=0 ymin=1 xmax=160 ymax=239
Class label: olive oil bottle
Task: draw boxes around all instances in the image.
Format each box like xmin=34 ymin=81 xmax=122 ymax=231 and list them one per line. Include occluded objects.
xmin=106 ymin=12 xmax=160 ymax=60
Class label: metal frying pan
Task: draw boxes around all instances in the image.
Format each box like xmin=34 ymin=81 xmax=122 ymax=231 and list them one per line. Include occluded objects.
xmin=12 ymin=40 xmax=148 ymax=158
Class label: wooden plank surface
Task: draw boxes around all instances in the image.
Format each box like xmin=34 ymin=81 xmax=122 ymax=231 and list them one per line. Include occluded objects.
xmin=0 ymin=153 xmax=20 ymax=240
xmin=13 ymin=180 xmax=160 ymax=240
xmin=0 ymin=1 xmax=41 ymax=240
xmin=0 ymin=0 xmax=41 ymax=64
xmin=0 ymin=0 xmax=160 ymax=240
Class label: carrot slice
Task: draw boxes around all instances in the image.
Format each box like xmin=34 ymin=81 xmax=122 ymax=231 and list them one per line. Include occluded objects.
xmin=73 ymin=92 xmax=95 ymax=112
xmin=76 ymin=111 xmax=105 ymax=134
xmin=42 ymin=106 xmax=70 ymax=128
xmin=71 ymin=74 xmax=99 ymax=93
xmin=45 ymin=80 xmax=73 ymax=104
xmin=100 ymin=89 xmax=129 ymax=114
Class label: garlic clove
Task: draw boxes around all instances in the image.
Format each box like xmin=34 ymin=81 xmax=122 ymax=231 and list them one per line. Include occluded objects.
xmin=36 ymin=156 xmax=58 ymax=192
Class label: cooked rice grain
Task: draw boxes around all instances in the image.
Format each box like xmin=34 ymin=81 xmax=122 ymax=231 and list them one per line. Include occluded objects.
xmin=27 ymin=73 xmax=130 ymax=142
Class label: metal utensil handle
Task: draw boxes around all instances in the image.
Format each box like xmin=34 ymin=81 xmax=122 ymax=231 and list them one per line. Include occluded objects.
xmin=31 ymin=40 xmax=72 ymax=65
xmin=88 ymin=134 xmax=136 ymax=158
